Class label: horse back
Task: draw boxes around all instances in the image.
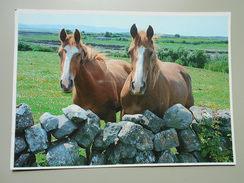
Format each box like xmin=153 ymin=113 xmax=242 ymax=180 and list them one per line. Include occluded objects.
xmin=158 ymin=61 xmax=194 ymax=108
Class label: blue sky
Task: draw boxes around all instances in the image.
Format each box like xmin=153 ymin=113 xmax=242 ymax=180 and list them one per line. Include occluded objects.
xmin=18 ymin=12 xmax=229 ymax=36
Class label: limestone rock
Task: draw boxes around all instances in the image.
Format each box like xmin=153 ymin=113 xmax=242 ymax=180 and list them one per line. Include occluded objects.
xmin=135 ymin=151 xmax=156 ymax=164
xmin=164 ymin=104 xmax=192 ymax=129
xmin=15 ymin=135 xmax=27 ymax=154
xmin=178 ymin=128 xmax=201 ymax=152
xmin=154 ymin=128 xmax=179 ymax=151
xmin=190 ymin=106 xmax=213 ymax=124
xmin=62 ymin=104 xmax=88 ymax=123
xmin=25 ymin=124 xmax=49 ymax=153
xmin=157 ymin=149 xmax=178 ymax=163
xmin=52 ymin=115 xmax=78 ymax=139
xmin=40 ymin=112 xmax=59 ymax=132
xmin=16 ymin=104 xmax=34 ymax=132
xmin=46 ymin=140 xmax=85 ymax=166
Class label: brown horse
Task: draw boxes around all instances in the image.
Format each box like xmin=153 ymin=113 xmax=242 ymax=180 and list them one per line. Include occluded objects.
xmin=120 ymin=24 xmax=194 ymax=118
xmin=58 ymin=29 xmax=131 ymax=122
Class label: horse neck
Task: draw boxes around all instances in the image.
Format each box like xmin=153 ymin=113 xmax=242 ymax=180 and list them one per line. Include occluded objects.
xmin=146 ymin=58 xmax=161 ymax=89
xmin=74 ymin=58 xmax=107 ymax=94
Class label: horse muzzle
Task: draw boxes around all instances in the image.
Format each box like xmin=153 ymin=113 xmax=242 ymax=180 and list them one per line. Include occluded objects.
xmin=130 ymin=80 xmax=146 ymax=95
xmin=60 ymin=79 xmax=73 ymax=93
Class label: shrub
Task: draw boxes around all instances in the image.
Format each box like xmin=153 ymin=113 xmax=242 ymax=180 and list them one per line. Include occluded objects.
xmin=18 ymin=42 xmax=33 ymax=51
xmin=18 ymin=42 xmax=55 ymax=52
xmin=187 ymin=50 xmax=210 ymax=68
xmin=204 ymin=55 xmax=229 ymax=73
xmin=197 ymin=121 xmax=233 ymax=162
xmin=32 ymin=46 xmax=54 ymax=52
xmin=158 ymin=48 xmax=210 ymax=69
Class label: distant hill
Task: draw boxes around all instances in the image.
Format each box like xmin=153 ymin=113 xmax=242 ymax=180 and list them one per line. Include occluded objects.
xmin=18 ymin=24 xmax=128 ymax=33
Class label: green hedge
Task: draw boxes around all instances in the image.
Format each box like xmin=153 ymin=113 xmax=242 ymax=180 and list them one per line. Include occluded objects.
xmin=158 ymin=47 xmax=228 ymax=73
xmin=18 ymin=42 xmax=55 ymax=52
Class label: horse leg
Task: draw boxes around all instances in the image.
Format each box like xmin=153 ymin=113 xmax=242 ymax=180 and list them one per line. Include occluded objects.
xmin=120 ymin=110 xmax=125 ymax=121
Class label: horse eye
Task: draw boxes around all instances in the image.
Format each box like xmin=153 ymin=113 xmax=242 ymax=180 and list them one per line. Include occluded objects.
xmin=58 ymin=52 xmax=62 ymax=57
xmin=128 ymin=50 xmax=133 ymax=56
xmin=148 ymin=50 xmax=153 ymax=57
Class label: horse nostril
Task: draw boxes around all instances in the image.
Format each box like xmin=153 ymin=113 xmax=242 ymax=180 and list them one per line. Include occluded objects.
xmin=60 ymin=80 xmax=63 ymax=88
xmin=69 ymin=80 xmax=73 ymax=88
xmin=131 ymin=81 xmax=135 ymax=90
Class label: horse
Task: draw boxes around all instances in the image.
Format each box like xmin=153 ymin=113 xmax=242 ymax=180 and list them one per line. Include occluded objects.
xmin=58 ymin=29 xmax=131 ymax=122
xmin=120 ymin=24 xmax=194 ymax=118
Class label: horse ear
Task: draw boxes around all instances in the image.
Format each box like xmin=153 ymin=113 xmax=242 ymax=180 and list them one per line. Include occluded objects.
xmin=147 ymin=25 xmax=154 ymax=40
xmin=130 ymin=24 xmax=138 ymax=39
xmin=60 ymin=28 xmax=67 ymax=42
xmin=74 ymin=29 xmax=81 ymax=43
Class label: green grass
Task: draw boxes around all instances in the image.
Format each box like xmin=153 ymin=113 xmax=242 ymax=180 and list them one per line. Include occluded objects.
xmin=19 ymin=32 xmax=228 ymax=52
xmin=16 ymin=51 xmax=230 ymax=124
xmin=16 ymin=51 xmax=73 ymax=123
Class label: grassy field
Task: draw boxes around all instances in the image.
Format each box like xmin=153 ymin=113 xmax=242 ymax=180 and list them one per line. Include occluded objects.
xmin=16 ymin=51 xmax=230 ymax=124
xmin=19 ymin=31 xmax=228 ymax=52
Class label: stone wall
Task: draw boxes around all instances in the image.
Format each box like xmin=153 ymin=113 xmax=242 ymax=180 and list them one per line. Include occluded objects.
xmin=14 ymin=103 xmax=232 ymax=167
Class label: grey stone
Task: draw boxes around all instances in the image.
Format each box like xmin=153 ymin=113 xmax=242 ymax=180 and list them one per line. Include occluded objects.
xmin=122 ymin=114 xmax=144 ymax=123
xmin=215 ymin=110 xmax=231 ymax=127
xmin=15 ymin=135 xmax=27 ymax=154
xmin=89 ymin=152 xmax=106 ymax=165
xmin=122 ymin=112 xmax=165 ymax=134
xmin=93 ymin=123 xmax=121 ymax=150
xmin=163 ymin=104 xmax=192 ymax=129
xmin=14 ymin=152 xmax=36 ymax=167
xmin=190 ymin=106 xmax=213 ymax=124
xmin=178 ymin=128 xmax=201 ymax=152
xmin=117 ymin=121 xmax=144 ymax=146
xmin=16 ymin=104 xmax=34 ymax=132
xmin=105 ymin=142 xmax=137 ymax=164
xmin=192 ymin=151 xmax=206 ymax=162
xmin=157 ymin=149 xmax=178 ymax=163
xmin=178 ymin=152 xmax=198 ymax=163
xmin=25 ymin=124 xmax=49 ymax=153
xmin=40 ymin=112 xmax=59 ymax=132
xmin=72 ymin=116 xmax=100 ymax=148
xmin=86 ymin=110 xmax=100 ymax=125
xmin=47 ymin=140 xmax=85 ymax=166
xmin=117 ymin=143 xmax=137 ymax=159
xmin=52 ymin=115 xmax=78 ymax=139
xmin=105 ymin=145 xmax=121 ymax=164
xmin=119 ymin=158 xmax=135 ymax=164
xmin=135 ymin=129 xmax=154 ymax=151
xmin=135 ymin=151 xmax=156 ymax=164
xmin=93 ymin=130 xmax=108 ymax=150
xmin=62 ymin=104 xmax=88 ymax=123
xmin=154 ymin=129 xmax=179 ymax=152
xmin=142 ymin=110 xmax=166 ymax=133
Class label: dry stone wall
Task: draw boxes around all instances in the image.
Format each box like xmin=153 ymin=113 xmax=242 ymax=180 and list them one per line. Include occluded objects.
xmin=14 ymin=103 xmax=232 ymax=167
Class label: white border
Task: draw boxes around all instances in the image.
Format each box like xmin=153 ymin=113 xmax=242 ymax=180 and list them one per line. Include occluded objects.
xmin=11 ymin=9 xmax=235 ymax=171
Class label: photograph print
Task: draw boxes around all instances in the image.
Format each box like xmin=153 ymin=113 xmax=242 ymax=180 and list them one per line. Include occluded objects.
xmin=12 ymin=10 xmax=234 ymax=170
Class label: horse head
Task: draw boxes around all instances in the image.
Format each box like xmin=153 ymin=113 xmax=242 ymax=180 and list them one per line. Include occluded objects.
xmin=58 ymin=29 xmax=85 ymax=93
xmin=128 ymin=24 xmax=157 ymax=95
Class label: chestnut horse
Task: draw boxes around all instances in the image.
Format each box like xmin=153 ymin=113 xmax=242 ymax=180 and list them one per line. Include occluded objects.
xmin=58 ymin=29 xmax=131 ymax=122
xmin=120 ymin=24 xmax=194 ymax=118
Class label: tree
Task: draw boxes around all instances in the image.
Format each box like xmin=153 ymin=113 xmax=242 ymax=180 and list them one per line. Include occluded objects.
xmin=175 ymin=34 xmax=180 ymax=38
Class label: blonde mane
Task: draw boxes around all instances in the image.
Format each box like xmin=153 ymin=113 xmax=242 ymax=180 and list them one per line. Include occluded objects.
xmin=81 ymin=43 xmax=106 ymax=62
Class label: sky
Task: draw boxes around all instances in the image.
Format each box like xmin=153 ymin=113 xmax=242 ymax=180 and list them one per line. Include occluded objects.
xmin=18 ymin=11 xmax=229 ymax=37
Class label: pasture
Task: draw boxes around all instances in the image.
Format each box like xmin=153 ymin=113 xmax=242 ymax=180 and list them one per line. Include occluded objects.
xmin=16 ymin=50 xmax=230 ymax=124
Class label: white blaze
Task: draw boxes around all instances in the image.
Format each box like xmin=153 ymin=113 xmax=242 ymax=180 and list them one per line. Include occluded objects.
xmin=133 ymin=46 xmax=145 ymax=92
xmin=61 ymin=45 xmax=79 ymax=88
